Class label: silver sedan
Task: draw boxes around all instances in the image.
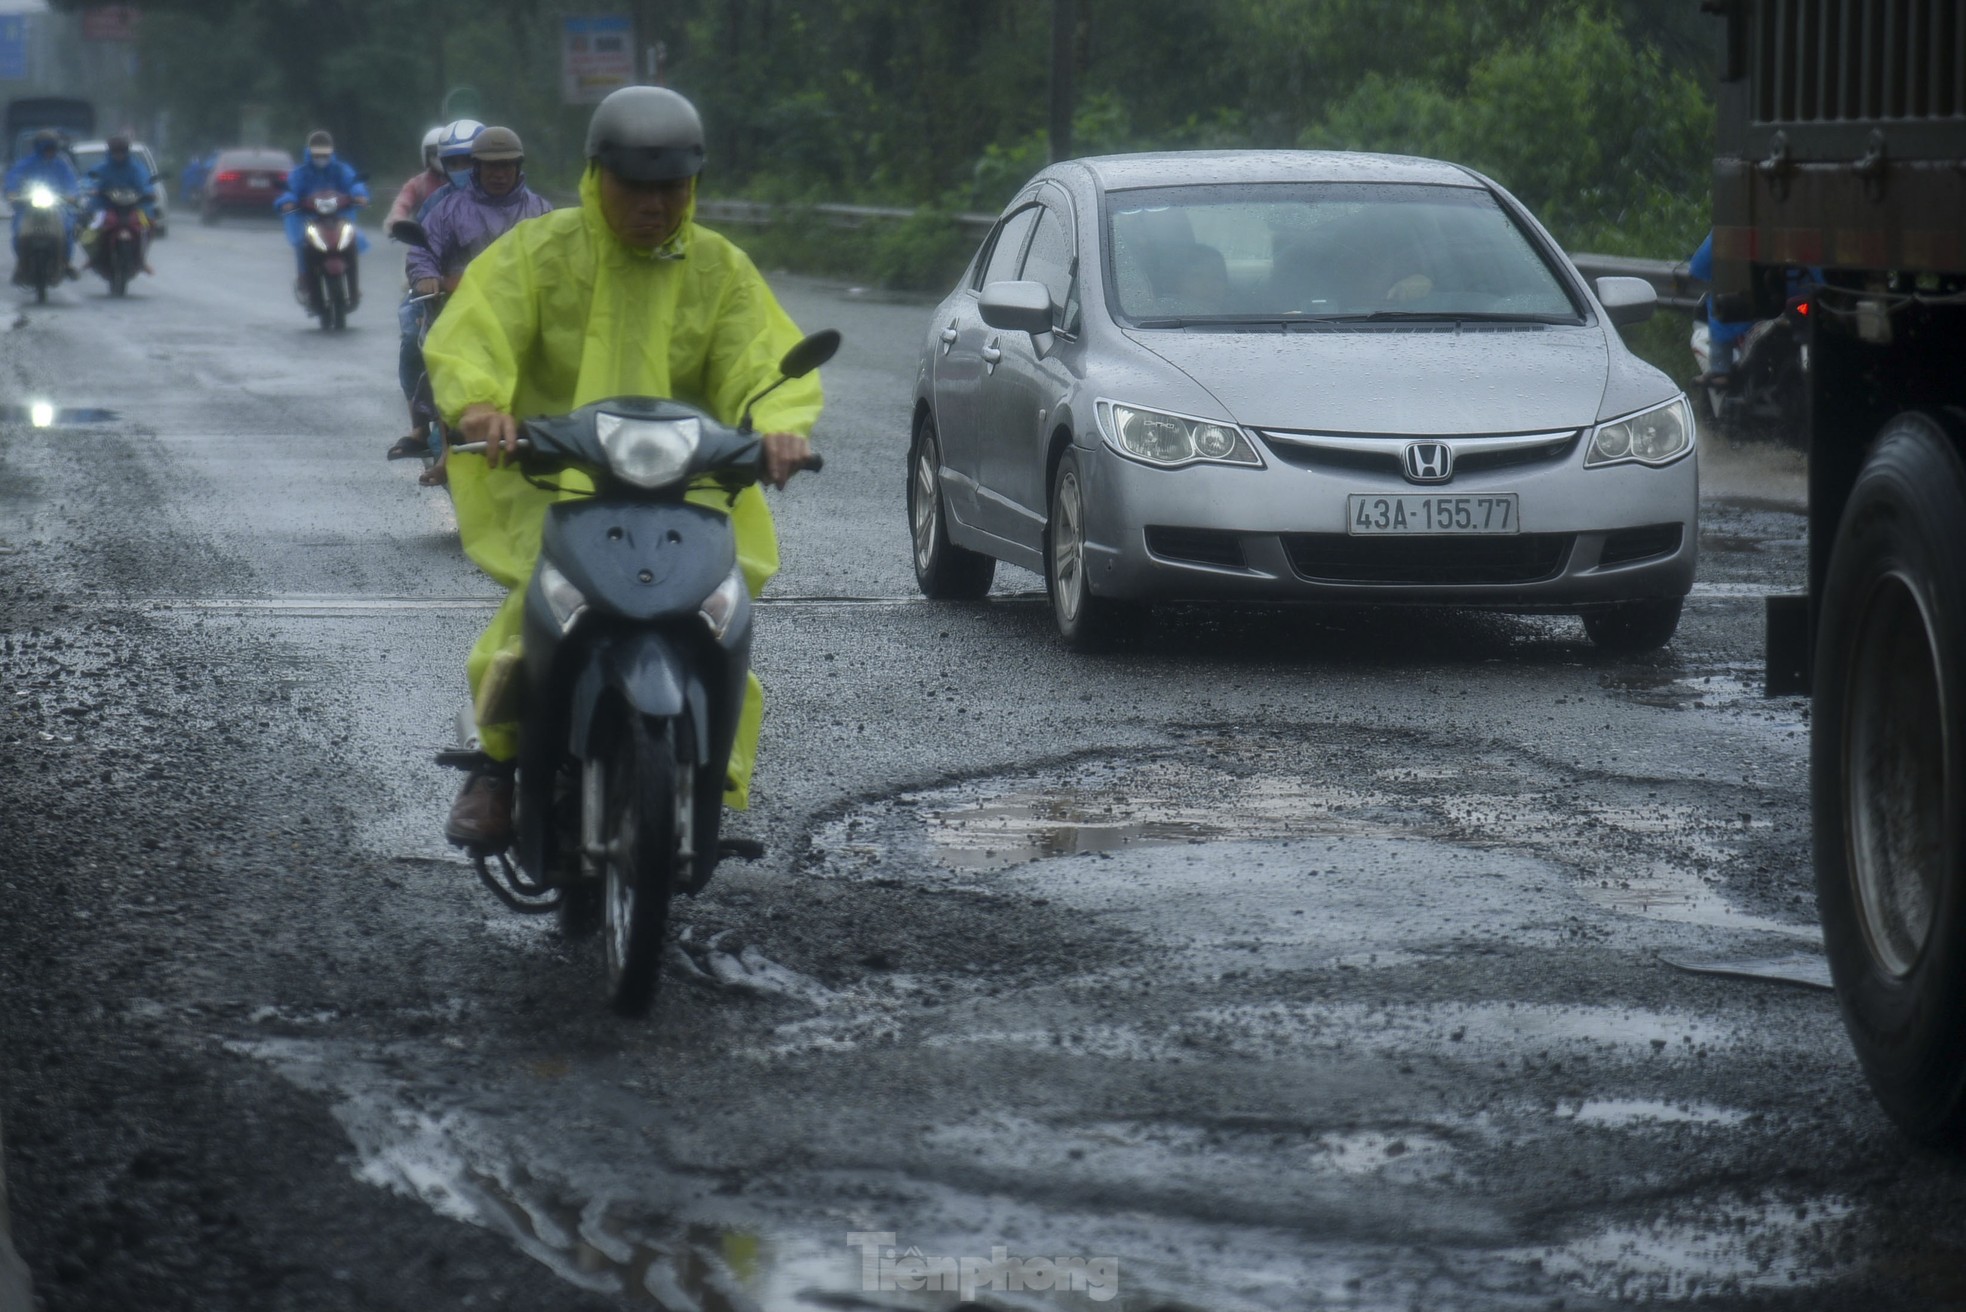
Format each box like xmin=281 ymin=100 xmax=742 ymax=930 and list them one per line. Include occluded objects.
xmin=907 ymin=151 xmax=1697 ymax=651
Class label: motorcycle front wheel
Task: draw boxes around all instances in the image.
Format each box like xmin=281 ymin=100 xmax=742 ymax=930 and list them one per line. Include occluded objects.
xmin=109 ymin=241 xmax=131 ymax=297
xmin=329 ymin=274 xmax=349 ymax=331
xmin=603 ymin=713 xmax=693 ymax=1017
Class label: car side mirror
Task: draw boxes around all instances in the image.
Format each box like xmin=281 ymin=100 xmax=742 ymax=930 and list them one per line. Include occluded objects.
xmin=1594 ymin=275 xmax=1657 ymax=328
xmin=979 ymin=279 xmax=1056 ymax=336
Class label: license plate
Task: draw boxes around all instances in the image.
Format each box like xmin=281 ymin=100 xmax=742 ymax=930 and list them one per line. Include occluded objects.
xmin=1347 ymin=493 xmax=1520 ymax=535
xmin=249 ymin=176 xmax=270 ymax=188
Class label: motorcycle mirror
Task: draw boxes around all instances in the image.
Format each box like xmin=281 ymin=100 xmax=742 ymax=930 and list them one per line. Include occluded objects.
xmin=777 ymin=329 xmax=841 ymax=380
xmin=390 ymin=219 xmax=430 ymax=248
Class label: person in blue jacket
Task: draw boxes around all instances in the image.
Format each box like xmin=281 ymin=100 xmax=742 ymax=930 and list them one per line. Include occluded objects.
xmin=1688 ymin=231 xmax=1752 ymax=379
xmin=275 ymin=129 xmax=369 ymax=294
xmin=4 ymin=131 xmax=80 ymax=279
xmin=84 ymin=136 xmax=157 ymax=219
xmin=179 ymin=149 xmax=218 ymax=206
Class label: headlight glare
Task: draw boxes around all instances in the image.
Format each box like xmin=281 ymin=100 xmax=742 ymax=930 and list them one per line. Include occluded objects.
xmin=596 ymin=413 xmax=700 ymax=488
xmin=699 ymin=565 xmax=747 ymax=641
xmin=1102 ymin=402 xmax=1259 ymax=468
xmin=26 ymin=185 xmax=56 ymax=209
xmin=537 ymin=562 xmax=587 ymax=633
xmin=1587 ymin=397 xmax=1691 ymax=468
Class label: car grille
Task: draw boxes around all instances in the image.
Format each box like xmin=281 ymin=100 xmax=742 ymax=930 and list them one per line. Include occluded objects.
xmin=1283 ymin=533 xmax=1575 ymax=585
xmin=1145 ymin=526 xmax=1247 ymax=569
xmin=1599 ymin=523 xmax=1684 ymax=567
xmin=1259 ymin=430 xmax=1580 ymax=478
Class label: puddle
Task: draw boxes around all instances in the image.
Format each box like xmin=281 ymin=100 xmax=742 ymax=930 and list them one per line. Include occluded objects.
xmin=1559 ymin=1099 xmax=1750 ymax=1129
xmin=1597 ymin=664 xmax=1769 ymax=711
xmin=0 ymin=403 xmax=121 ymax=427
xmin=1516 ymin=1194 xmax=1859 ymax=1302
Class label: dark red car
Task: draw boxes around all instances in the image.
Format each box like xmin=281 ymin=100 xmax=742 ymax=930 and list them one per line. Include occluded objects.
xmin=199 ymin=148 xmax=294 ymax=223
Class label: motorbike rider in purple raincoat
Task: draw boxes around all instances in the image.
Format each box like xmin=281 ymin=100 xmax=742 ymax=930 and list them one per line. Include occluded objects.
xmin=387 ymin=126 xmax=552 ymax=472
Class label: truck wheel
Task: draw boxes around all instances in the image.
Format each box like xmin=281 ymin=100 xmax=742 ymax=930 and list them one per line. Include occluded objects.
xmin=909 ymin=419 xmax=995 ymax=599
xmin=1581 ymin=597 xmax=1683 ymax=653
xmin=1814 ymin=412 xmax=1966 ymax=1146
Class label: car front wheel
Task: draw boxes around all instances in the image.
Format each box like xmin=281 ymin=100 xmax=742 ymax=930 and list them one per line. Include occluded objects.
xmin=1047 ymin=449 xmax=1142 ymax=651
xmin=1581 ymin=597 xmax=1683 ymax=653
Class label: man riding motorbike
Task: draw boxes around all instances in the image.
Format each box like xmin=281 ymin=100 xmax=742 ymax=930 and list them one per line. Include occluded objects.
xmin=423 ymin=86 xmax=820 ymax=848
xmin=80 ymin=135 xmax=158 ymax=276
xmin=275 ymin=130 xmax=369 ymax=302
xmin=5 ymin=131 xmax=79 ymax=283
xmin=388 ymin=126 xmax=553 ymax=473
xmin=386 ymin=127 xmax=446 ymax=228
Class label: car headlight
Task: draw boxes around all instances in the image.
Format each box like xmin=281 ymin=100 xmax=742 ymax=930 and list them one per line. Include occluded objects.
xmin=595 ymin=413 xmax=701 ymax=488
xmin=537 ymin=562 xmax=587 ymax=634
xmin=26 ymin=185 xmax=57 ymax=209
xmin=1097 ymin=401 xmax=1260 ymax=468
xmin=1586 ymin=396 xmax=1695 ymax=469
xmin=699 ymin=564 xmax=748 ymax=641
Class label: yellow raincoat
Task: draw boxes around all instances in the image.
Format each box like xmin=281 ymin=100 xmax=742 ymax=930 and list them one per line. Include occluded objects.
xmin=423 ymin=169 xmax=822 ymax=808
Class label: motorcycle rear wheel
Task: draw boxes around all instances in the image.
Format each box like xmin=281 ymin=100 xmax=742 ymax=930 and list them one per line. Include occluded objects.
xmin=603 ymin=714 xmax=693 ymax=1017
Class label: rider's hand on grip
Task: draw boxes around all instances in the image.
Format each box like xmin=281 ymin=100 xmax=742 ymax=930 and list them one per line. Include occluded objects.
xmin=460 ymin=404 xmax=522 ymax=467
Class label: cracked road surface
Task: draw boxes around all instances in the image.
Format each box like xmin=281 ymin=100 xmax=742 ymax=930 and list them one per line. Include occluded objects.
xmin=2 ymin=223 xmax=1961 ymax=1311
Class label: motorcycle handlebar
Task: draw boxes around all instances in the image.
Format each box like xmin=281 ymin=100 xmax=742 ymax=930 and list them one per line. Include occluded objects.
xmin=448 ymin=439 xmax=824 ymax=476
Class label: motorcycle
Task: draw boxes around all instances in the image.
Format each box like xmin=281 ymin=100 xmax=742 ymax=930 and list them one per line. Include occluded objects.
xmin=446 ymin=329 xmax=835 ymax=1016
xmin=9 ymin=184 xmax=69 ymax=303
xmin=385 ymin=221 xmax=454 ymax=482
xmin=84 ymin=186 xmax=149 ymax=298
xmin=298 ymin=190 xmax=361 ymax=331
xmin=1690 ymin=288 xmax=1812 ymax=447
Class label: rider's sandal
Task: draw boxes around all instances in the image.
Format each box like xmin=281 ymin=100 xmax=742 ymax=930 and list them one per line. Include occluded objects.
xmin=387 ymin=432 xmax=432 ymax=461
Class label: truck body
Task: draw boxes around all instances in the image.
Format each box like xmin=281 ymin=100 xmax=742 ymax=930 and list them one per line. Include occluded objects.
xmin=4 ymin=95 xmax=94 ymax=164
xmin=1711 ymin=0 xmax=1966 ymax=1144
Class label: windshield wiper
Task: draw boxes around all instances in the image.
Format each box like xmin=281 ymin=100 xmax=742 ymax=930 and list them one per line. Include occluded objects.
xmin=1293 ymin=310 xmax=1580 ymax=326
xmin=1129 ymin=315 xmax=1308 ymax=330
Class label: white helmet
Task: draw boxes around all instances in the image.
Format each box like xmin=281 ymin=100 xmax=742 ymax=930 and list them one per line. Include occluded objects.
xmin=421 ymin=126 xmax=442 ymax=169
xmin=437 ymin=119 xmax=485 ymax=167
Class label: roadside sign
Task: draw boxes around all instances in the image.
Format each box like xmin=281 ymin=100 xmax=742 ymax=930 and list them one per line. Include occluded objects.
xmin=0 ymin=16 xmax=29 ymax=82
xmin=561 ymin=15 xmax=634 ymax=105
xmin=82 ymin=5 xmax=140 ymax=42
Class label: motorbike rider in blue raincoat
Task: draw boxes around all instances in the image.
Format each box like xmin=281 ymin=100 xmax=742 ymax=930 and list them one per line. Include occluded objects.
xmin=5 ymin=131 xmax=79 ymax=279
xmin=275 ymin=129 xmax=370 ymax=297
xmin=84 ymin=136 xmax=158 ymax=221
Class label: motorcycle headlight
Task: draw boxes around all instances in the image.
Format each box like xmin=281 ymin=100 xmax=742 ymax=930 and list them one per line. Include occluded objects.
xmin=305 ymin=225 xmax=329 ymax=252
xmin=1586 ymin=396 xmax=1695 ymax=469
xmin=537 ymin=562 xmax=587 ymax=634
xmin=1098 ymin=401 xmax=1260 ymax=468
xmin=595 ymin=413 xmax=700 ymax=489
xmin=26 ymin=185 xmax=57 ymax=209
xmin=336 ymin=224 xmax=356 ymax=250
xmin=698 ymin=564 xmax=748 ymax=641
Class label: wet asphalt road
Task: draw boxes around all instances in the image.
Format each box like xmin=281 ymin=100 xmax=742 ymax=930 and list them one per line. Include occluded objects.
xmin=2 ymin=222 xmax=1963 ymax=1312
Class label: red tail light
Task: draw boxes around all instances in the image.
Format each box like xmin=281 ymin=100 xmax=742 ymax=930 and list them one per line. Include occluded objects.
xmin=1796 ymin=300 xmax=1809 ymax=315
xmin=214 ymin=171 xmax=241 ymax=184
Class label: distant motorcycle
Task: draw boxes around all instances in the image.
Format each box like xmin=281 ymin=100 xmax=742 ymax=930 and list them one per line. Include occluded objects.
xmin=445 ymin=330 xmax=835 ymax=1016
xmin=297 ymin=190 xmax=360 ymax=331
xmin=9 ymin=183 xmax=69 ymax=303
xmin=84 ymin=186 xmax=149 ymax=298
xmin=1690 ymin=289 xmax=1812 ymax=447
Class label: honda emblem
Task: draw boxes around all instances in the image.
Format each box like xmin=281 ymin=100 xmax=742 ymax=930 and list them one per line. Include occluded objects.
xmin=1403 ymin=441 xmax=1453 ymax=483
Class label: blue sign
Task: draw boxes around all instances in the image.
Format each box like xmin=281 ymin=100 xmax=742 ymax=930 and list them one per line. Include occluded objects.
xmin=0 ymin=16 xmax=31 ymax=83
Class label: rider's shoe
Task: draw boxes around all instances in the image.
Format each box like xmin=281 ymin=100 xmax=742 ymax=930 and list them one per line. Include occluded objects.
xmin=293 ymin=275 xmax=310 ymax=306
xmin=63 ymin=265 xmax=79 ymax=281
xmin=445 ymin=762 xmax=515 ymax=850
xmin=418 ymin=462 xmax=449 ymax=488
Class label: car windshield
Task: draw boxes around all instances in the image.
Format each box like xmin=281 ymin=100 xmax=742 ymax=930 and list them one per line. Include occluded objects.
xmin=1105 ymin=182 xmax=1582 ymax=326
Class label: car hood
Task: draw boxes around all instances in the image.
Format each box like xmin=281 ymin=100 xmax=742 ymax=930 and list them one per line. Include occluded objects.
xmin=1122 ymin=326 xmax=1612 ymax=435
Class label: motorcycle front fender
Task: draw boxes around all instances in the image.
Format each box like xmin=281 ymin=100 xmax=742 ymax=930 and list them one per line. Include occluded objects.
xmin=566 ymin=630 xmax=712 ymax=767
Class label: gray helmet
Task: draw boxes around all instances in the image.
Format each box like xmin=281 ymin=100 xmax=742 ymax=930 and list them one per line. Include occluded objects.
xmin=585 ymin=86 xmax=704 ymax=182
xmin=471 ymin=126 xmax=524 ymax=163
